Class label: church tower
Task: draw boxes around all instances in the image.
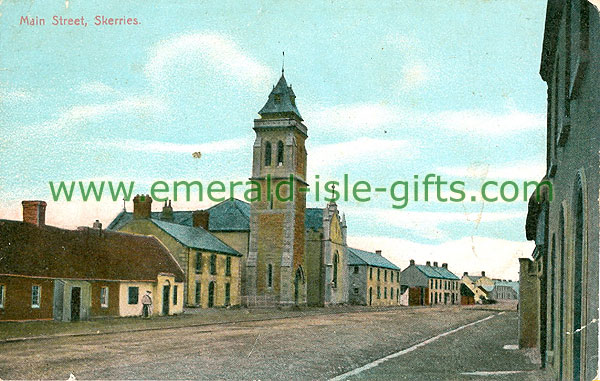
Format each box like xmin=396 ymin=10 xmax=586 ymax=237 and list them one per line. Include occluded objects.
xmin=246 ymin=70 xmax=308 ymax=306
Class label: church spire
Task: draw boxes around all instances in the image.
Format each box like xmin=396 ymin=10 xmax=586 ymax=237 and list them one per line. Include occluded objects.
xmin=258 ymin=65 xmax=302 ymax=121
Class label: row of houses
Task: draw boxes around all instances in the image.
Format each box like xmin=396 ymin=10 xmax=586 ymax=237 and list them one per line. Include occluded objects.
xmin=0 ymin=199 xmax=520 ymax=321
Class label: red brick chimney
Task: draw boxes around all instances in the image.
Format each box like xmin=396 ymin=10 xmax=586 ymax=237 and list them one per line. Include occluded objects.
xmin=22 ymin=200 xmax=47 ymax=227
xmin=133 ymin=194 xmax=152 ymax=219
xmin=192 ymin=210 xmax=210 ymax=229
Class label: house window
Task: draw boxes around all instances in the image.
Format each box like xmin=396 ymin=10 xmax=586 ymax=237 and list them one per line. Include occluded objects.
xmin=173 ymin=285 xmax=178 ymax=305
xmin=333 ymin=253 xmax=339 ymax=288
xmin=226 ymin=256 xmax=231 ymax=276
xmin=100 ymin=286 xmax=109 ymax=308
xmin=390 ymin=288 xmax=394 ymax=300
xmin=377 ymin=269 xmax=381 ymax=281
xmin=31 ymin=285 xmax=41 ymax=308
xmin=369 ymin=267 xmax=373 ymax=280
xmin=354 ymin=287 xmax=359 ymax=295
xmin=267 ymin=263 xmax=273 ymax=288
xmin=0 ymin=285 xmax=4 ymax=308
xmin=384 ymin=287 xmax=387 ymax=299
xmin=397 ymin=272 xmax=400 ymax=283
xmin=225 ymin=283 xmax=231 ymax=306
xmin=377 ymin=286 xmax=381 ymax=299
xmin=210 ymin=254 xmax=217 ymax=275
xmin=391 ymin=272 xmax=394 ymax=283
xmin=264 ymin=142 xmax=272 ymax=166
xmin=196 ymin=251 xmax=202 ymax=274
xmin=195 ymin=282 xmax=201 ymax=305
xmin=354 ymin=266 xmax=359 ymax=274
xmin=384 ymin=270 xmax=387 ymax=282
xmin=128 ymin=286 xmax=139 ymax=305
xmin=277 ymin=141 xmax=284 ymax=166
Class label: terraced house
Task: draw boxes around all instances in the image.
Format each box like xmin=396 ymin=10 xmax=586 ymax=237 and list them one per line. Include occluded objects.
xmin=400 ymin=260 xmax=460 ymax=306
xmin=109 ymin=195 xmax=242 ymax=308
xmin=347 ymin=248 xmax=401 ymax=306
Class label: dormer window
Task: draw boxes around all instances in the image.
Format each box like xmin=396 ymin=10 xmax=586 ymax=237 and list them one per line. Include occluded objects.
xmin=274 ymin=94 xmax=281 ymax=104
xmin=290 ymin=96 xmax=295 ymax=106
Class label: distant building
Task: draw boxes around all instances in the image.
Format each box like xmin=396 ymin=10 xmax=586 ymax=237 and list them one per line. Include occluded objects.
xmin=400 ymin=260 xmax=460 ymax=306
xmin=0 ymin=201 xmax=184 ymax=322
xmin=489 ymin=280 xmax=519 ymax=300
xmin=347 ymin=248 xmax=401 ymax=306
xmin=461 ymin=271 xmax=493 ymax=303
xmin=460 ymin=283 xmax=475 ymax=305
xmin=110 ymin=195 xmax=243 ymax=308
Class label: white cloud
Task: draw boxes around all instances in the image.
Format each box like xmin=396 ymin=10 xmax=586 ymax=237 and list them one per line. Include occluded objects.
xmin=344 ymin=207 xmax=525 ymax=239
xmin=100 ymin=137 xmax=248 ymax=155
xmin=347 ymin=234 xmax=533 ymax=280
xmin=1 ymin=89 xmax=33 ymax=103
xmin=437 ymin=161 xmax=546 ymax=181
xmin=305 ymin=103 xmax=404 ymax=132
xmin=431 ymin=109 xmax=545 ymax=135
xmin=145 ymin=33 xmax=274 ymax=92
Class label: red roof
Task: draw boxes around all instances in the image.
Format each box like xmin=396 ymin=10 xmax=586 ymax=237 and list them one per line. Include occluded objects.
xmin=0 ymin=220 xmax=184 ymax=282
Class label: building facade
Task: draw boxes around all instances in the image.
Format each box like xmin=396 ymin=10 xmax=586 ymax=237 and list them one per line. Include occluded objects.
xmin=522 ymin=1 xmax=600 ymax=379
xmin=0 ymin=201 xmax=184 ymax=322
xmin=347 ymin=248 xmax=401 ymax=306
xmin=400 ymin=260 xmax=460 ymax=306
xmin=461 ymin=271 xmax=494 ymax=303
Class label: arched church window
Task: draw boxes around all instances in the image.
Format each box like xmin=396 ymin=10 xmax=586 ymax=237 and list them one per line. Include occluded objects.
xmin=333 ymin=253 xmax=339 ymax=288
xmin=277 ymin=141 xmax=284 ymax=166
xmin=265 ymin=142 xmax=272 ymax=166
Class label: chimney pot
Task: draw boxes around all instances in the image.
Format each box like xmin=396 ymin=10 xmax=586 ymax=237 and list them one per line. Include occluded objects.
xmin=161 ymin=199 xmax=174 ymax=222
xmin=426 ymin=261 xmax=431 ymax=266
xmin=192 ymin=210 xmax=210 ymax=229
xmin=22 ymin=200 xmax=47 ymax=227
xmin=375 ymin=250 xmax=382 ymax=256
xmin=433 ymin=261 xmax=438 ymax=267
xmin=410 ymin=259 xmax=415 ymax=266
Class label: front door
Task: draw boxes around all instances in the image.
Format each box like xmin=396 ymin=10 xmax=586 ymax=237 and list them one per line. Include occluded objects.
xmin=162 ymin=285 xmax=170 ymax=315
xmin=208 ymin=282 xmax=215 ymax=307
xmin=70 ymin=287 xmax=81 ymax=321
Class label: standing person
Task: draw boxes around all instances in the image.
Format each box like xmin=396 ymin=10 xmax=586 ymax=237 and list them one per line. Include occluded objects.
xmin=141 ymin=290 xmax=153 ymax=318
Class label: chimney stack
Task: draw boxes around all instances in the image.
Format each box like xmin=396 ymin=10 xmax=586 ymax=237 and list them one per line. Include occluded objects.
xmin=410 ymin=259 xmax=415 ymax=266
xmin=433 ymin=261 xmax=438 ymax=267
xmin=161 ymin=200 xmax=174 ymax=222
xmin=192 ymin=210 xmax=210 ymax=230
xmin=93 ymin=219 xmax=102 ymax=229
xmin=133 ymin=195 xmax=152 ymax=219
xmin=22 ymin=200 xmax=47 ymax=227
xmin=481 ymin=271 xmax=486 ymax=277
xmin=463 ymin=272 xmax=468 ymax=276
xmin=426 ymin=261 xmax=431 ymax=266
xmin=375 ymin=250 xmax=382 ymax=256
xmin=442 ymin=263 xmax=448 ymax=269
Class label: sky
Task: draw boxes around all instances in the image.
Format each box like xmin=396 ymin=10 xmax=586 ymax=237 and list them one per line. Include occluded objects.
xmin=0 ymin=0 xmax=549 ymax=279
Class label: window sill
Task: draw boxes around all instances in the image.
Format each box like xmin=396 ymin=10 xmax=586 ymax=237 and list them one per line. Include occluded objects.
xmin=31 ymin=306 xmax=40 ymax=309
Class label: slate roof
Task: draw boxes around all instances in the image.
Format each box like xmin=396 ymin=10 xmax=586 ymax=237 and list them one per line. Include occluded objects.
xmin=258 ymin=73 xmax=303 ymax=120
xmin=414 ymin=265 xmax=460 ymax=280
xmin=347 ymin=248 xmax=400 ymax=270
xmin=0 ymin=220 xmax=184 ymax=282
xmin=149 ymin=219 xmax=241 ymax=256
xmin=494 ymin=280 xmax=520 ymax=294
xmin=305 ymin=208 xmax=323 ymax=231
xmin=107 ymin=199 xmax=251 ymax=232
xmin=460 ymin=283 xmax=475 ymax=296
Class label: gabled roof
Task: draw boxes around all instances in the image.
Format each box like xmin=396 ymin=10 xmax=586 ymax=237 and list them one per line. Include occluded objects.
xmin=258 ymin=73 xmax=303 ymax=120
xmin=107 ymin=199 xmax=251 ymax=232
xmin=149 ymin=219 xmax=241 ymax=256
xmin=414 ymin=265 xmax=460 ymax=280
xmin=347 ymin=248 xmax=400 ymax=270
xmin=305 ymin=208 xmax=323 ymax=231
xmin=0 ymin=220 xmax=184 ymax=282
xmin=460 ymin=283 xmax=475 ymax=297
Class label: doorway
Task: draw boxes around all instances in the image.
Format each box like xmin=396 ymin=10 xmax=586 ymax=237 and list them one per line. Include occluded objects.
xmin=70 ymin=287 xmax=81 ymax=321
xmin=162 ymin=285 xmax=170 ymax=315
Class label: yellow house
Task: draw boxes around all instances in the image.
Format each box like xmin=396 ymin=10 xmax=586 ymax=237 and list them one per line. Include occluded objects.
xmin=347 ymin=248 xmax=401 ymax=306
xmin=461 ymin=271 xmax=494 ymax=303
xmin=110 ymin=195 xmax=243 ymax=308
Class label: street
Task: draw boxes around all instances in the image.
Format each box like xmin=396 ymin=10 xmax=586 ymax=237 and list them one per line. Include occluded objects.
xmin=0 ymin=306 xmax=543 ymax=380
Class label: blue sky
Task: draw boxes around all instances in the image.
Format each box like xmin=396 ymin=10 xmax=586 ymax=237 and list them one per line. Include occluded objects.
xmin=0 ymin=0 xmax=549 ymax=278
